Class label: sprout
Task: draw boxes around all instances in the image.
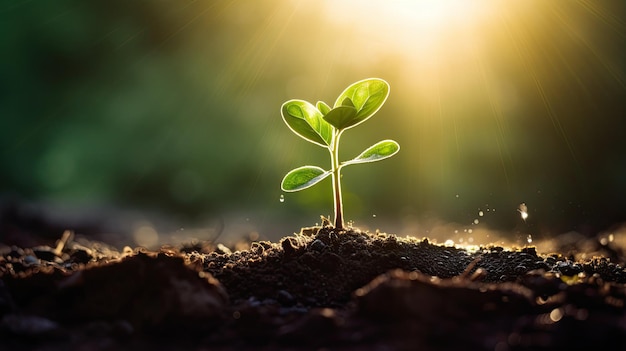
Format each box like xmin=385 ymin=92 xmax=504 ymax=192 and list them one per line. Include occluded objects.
xmin=280 ymin=78 xmax=399 ymax=230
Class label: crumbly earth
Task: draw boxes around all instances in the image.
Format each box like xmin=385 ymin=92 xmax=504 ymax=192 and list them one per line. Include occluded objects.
xmin=1 ymin=226 xmax=625 ymax=350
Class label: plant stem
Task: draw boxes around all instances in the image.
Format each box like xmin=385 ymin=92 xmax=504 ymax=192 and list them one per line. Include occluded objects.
xmin=330 ymin=132 xmax=344 ymax=229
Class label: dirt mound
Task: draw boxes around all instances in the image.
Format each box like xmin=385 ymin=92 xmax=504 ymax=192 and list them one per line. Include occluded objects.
xmin=1 ymin=226 xmax=625 ymax=350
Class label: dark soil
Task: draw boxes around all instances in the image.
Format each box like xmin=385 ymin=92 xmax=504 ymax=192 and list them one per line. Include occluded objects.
xmin=1 ymin=225 xmax=625 ymax=350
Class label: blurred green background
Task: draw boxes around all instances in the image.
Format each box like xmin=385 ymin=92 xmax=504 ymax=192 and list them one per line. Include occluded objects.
xmin=1 ymin=0 xmax=625 ymax=243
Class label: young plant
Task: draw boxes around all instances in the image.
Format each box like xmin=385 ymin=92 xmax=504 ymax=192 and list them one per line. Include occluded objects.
xmin=280 ymin=78 xmax=399 ymax=230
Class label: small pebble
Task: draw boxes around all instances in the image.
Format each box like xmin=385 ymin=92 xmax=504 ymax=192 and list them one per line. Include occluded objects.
xmin=23 ymin=255 xmax=40 ymax=265
xmin=309 ymin=239 xmax=326 ymax=252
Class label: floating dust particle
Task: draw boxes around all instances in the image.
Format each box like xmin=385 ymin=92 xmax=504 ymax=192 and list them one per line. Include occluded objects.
xmin=549 ymin=308 xmax=563 ymax=323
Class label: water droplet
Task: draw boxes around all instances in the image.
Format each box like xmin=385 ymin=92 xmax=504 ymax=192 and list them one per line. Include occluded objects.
xmin=473 ymin=219 xmax=479 ymax=224
xmin=444 ymin=239 xmax=454 ymax=246
xmin=518 ymin=203 xmax=528 ymax=221
xmin=372 ymin=214 xmax=377 ymax=218
xmin=454 ymin=230 xmax=458 ymax=234
xmin=455 ymin=194 xmax=460 ymax=198
xmin=468 ymin=229 xmax=473 ymax=234
xmin=478 ymin=210 xmax=484 ymax=217
xmin=279 ymin=194 xmax=285 ymax=203
xmin=527 ymin=234 xmax=533 ymax=244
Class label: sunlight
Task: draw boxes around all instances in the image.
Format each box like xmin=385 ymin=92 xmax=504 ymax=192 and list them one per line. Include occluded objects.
xmin=317 ymin=0 xmax=522 ymax=113
xmin=321 ymin=0 xmax=499 ymax=55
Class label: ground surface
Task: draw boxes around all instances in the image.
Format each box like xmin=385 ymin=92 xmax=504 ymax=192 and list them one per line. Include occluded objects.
xmin=1 ymin=225 xmax=625 ymax=350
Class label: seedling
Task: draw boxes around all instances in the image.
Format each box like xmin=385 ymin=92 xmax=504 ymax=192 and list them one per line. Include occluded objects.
xmin=280 ymin=78 xmax=399 ymax=230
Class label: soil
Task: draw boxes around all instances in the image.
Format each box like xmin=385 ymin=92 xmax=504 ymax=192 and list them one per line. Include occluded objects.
xmin=1 ymin=225 xmax=625 ymax=350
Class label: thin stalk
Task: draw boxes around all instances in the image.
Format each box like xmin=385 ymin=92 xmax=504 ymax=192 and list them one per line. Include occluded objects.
xmin=330 ymin=131 xmax=344 ymax=229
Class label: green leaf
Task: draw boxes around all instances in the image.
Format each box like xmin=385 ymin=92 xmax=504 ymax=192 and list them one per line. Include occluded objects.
xmin=322 ymin=105 xmax=358 ymax=130
xmin=342 ymin=140 xmax=399 ymax=166
xmin=281 ymin=165 xmax=331 ymax=192
xmin=316 ymin=101 xmax=331 ymax=115
xmin=281 ymin=100 xmax=333 ymax=147
xmin=341 ymin=97 xmax=355 ymax=108
xmin=333 ymin=78 xmax=390 ymax=130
